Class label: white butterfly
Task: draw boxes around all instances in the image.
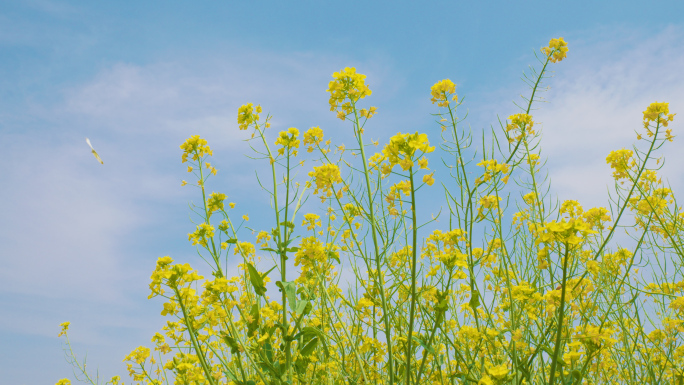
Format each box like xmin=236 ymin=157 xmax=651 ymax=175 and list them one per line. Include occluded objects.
xmin=85 ymin=138 xmax=104 ymax=165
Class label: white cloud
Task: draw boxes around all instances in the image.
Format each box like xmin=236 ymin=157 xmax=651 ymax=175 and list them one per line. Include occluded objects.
xmin=471 ymin=26 xmax=684 ymax=212
xmin=538 ymin=26 xmax=684 ymax=208
xmin=0 ymin=46 xmax=398 ymax=343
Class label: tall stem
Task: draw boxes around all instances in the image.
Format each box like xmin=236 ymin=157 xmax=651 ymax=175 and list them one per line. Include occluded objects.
xmin=548 ymin=244 xmax=570 ymax=385
xmin=405 ymin=166 xmax=419 ymax=385
xmin=353 ymin=103 xmax=395 ymax=385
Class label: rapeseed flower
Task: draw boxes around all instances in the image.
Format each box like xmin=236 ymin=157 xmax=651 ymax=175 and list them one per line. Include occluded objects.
xmin=309 ymin=163 xmax=342 ymax=201
xmin=605 ymin=148 xmax=635 ymax=181
xmin=541 ymin=37 xmax=568 ymax=63
xmin=303 ymin=126 xmax=324 ymax=152
xmin=327 ymin=67 xmax=372 ymax=114
xmin=188 ymin=223 xmax=215 ymax=248
xmin=275 ymin=127 xmax=300 ymax=155
xmin=382 ymin=132 xmax=435 ymax=174
xmin=206 ymin=192 xmax=227 ymax=217
xmin=643 ymin=101 xmax=676 ymax=129
xmin=180 ymin=135 xmax=212 ymax=163
xmin=302 ymin=213 xmax=322 ymax=230
xmin=237 ymin=103 xmax=261 ymax=130
xmin=58 ymin=321 xmax=70 ymax=337
xmin=430 ymin=79 xmax=458 ymax=107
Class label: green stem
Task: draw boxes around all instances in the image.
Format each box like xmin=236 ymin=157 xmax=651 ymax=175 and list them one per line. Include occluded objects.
xmin=405 ymin=166 xmax=419 ymax=385
xmin=548 ymin=243 xmax=570 ymax=385
xmin=173 ymin=286 xmax=218 ymax=385
xmin=352 ymin=100 xmax=396 ymax=385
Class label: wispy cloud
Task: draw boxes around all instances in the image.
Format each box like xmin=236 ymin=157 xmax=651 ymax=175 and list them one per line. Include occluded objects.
xmin=0 ymin=46 xmax=397 ymax=345
xmin=471 ymin=26 xmax=684 ymax=211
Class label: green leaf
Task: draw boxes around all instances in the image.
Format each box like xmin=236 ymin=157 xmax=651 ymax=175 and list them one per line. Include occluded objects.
xmin=294 ymin=300 xmax=312 ymax=316
xmin=294 ymin=327 xmax=329 ymax=358
xmin=262 ymin=265 xmax=277 ymax=278
xmin=246 ymin=263 xmax=267 ymax=296
xmin=285 ymin=247 xmax=299 ymax=253
xmin=260 ymin=247 xmax=277 ymax=253
xmin=412 ymin=335 xmax=435 ymax=355
xmin=226 ymin=238 xmax=238 ymax=244
xmin=220 ymin=331 xmax=240 ymax=354
xmin=434 ymin=290 xmax=449 ymax=325
xmin=247 ymin=304 xmax=260 ymax=337
xmin=469 ymin=288 xmax=481 ymax=310
xmin=299 ymin=337 xmax=319 ymax=356
xmin=279 ymin=221 xmax=295 ymax=229
xmin=276 ymin=281 xmax=298 ymax=313
xmin=327 ymin=251 xmax=340 ymax=264
xmin=263 ymin=341 xmax=274 ymax=364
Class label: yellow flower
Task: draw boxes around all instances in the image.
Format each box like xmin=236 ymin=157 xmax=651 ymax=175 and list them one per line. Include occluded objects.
xmin=237 ymin=103 xmax=261 ymax=130
xmin=643 ymin=101 xmax=676 ymax=129
xmin=423 ymin=173 xmax=435 ymax=186
xmin=606 ymin=148 xmax=634 ymax=180
xmin=670 ymin=296 xmax=684 ymax=313
xmin=309 ymin=163 xmax=343 ymax=201
xmin=382 ymin=132 xmax=435 ymax=174
xmin=58 ymin=321 xmax=70 ymax=337
xmin=275 ymin=127 xmax=300 ymax=155
xmin=327 ymin=67 xmax=372 ymax=114
xmin=181 ymin=180 xmax=187 ymax=186
xmin=180 ymin=135 xmax=213 ymax=163
xmin=303 ymin=126 xmax=324 ymax=152
xmin=243 ymin=214 xmax=249 ymax=221
xmin=256 ymin=230 xmax=271 ymax=247
xmin=488 ymin=364 xmax=509 ymax=380
xmin=541 ymin=37 xmax=568 ymax=63
xmin=55 ymin=380 xmax=71 ymax=385
xmin=124 ymin=346 xmax=151 ymax=365
xmin=206 ymin=192 xmax=227 ymax=216
xmin=479 ymin=195 xmax=501 ymax=209
xmin=188 ymin=223 xmax=215 ymax=247
xmin=506 ymin=113 xmax=534 ymax=134
xmin=431 ymin=79 xmax=457 ymax=107
xmin=302 ymin=213 xmax=322 ymax=230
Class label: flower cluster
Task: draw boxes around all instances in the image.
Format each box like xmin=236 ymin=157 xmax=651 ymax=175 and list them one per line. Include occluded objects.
xmin=359 ymin=106 xmax=378 ymax=118
xmin=309 ymin=163 xmax=343 ymax=201
xmin=424 ymin=229 xmax=468 ymax=271
xmin=303 ymin=126 xmax=324 ymax=152
xmin=294 ymin=236 xmax=338 ymax=286
xmin=477 ymin=195 xmax=502 ymax=221
xmin=206 ymin=192 xmax=227 ymax=217
xmin=180 ymin=135 xmax=213 ymax=163
xmin=476 ymin=158 xmax=510 ymax=184
xmin=302 ymin=213 xmax=322 ymax=231
xmin=385 ymin=180 xmax=412 ymax=216
xmin=534 ymin=201 xmax=598 ymax=247
xmin=505 ymin=113 xmax=535 ymax=142
xmin=275 ymin=127 xmax=300 ymax=155
xmin=643 ymin=101 xmax=676 ymax=129
xmin=381 ymin=132 xmax=435 ymax=173
xmin=326 ymin=67 xmax=372 ymax=117
xmin=188 ymin=223 xmax=215 ymax=248
xmin=430 ymin=79 xmax=458 ymax=107
xmin=237 ymin=103 xmax=262 ymax=130
xmin=605 ymin=148 xmax=635 ymax=181
xmin=541 ymin=37 xmax=568 ymax=63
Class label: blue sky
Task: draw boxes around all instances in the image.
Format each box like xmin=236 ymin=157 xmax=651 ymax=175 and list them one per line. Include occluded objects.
xmin=1 ymin=1 xmax=684 ymax=384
